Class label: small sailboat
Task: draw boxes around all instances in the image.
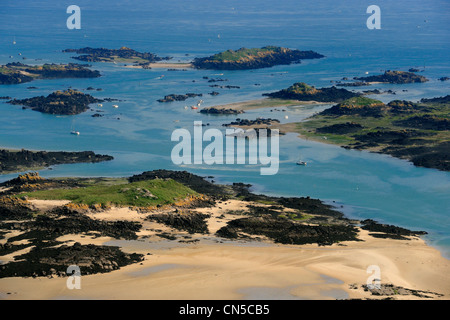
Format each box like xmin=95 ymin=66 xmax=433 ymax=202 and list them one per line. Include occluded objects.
xmin=296 ymin=154 xmax=307 ymax=166
xmin=70 ymin=118 xmax=79 ymax=135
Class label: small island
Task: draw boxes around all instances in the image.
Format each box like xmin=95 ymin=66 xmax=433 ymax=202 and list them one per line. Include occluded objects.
xmin=157 ymin=93 xmax=202 ymax=103
xmin=200 ymin=107 xmax=244 ymax=115
xmin=8 ymin=89 xmax=104 ymax=115
xmin=192 ymin=46 xmax=325 ymax=70
xmin=0 ymin=149 xmax=114 ymax=174
xmin=354 ymin=70 xmax=429 ymax=84
xmin=0 ymin=62 xmax=100 ymax=85
xmin=63 ymin=46 xmax=171 ymax=64
xmin=263 ymin=82 xmax=360 ymax=103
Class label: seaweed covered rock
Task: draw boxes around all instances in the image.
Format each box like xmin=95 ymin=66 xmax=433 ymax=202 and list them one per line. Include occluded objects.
xmin=0 ymin=242 xmax=143 ymax=278
xmin=147 ymin=212 xmax=210 ymax=234
xmin=320 ymin=97 xmax=386 ymax=117
xmin=216 ymin=216 xmax=359 ymax=246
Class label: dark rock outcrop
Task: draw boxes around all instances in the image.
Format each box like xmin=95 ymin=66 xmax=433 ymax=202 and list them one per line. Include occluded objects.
xmin=216 ymin=216 xmax=359 ymax=246
xmin=200 ymin=107 xmax=244 ymax=115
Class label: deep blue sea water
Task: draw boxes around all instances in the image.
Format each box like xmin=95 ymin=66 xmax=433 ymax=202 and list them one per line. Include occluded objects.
xmin=0 ymin=0 xmax=449 ymax=258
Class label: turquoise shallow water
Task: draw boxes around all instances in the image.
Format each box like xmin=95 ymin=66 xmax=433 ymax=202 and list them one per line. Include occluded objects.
xmin=0 ymin=0 xmax=449 ymax=257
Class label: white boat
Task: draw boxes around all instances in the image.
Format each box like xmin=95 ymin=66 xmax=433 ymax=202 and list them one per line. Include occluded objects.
xmin=97 ymin=104 xmax=103 ymax=107
xmin=113 ymin=104 xmax=119 ymax=108
xmin=71 ymin=131 xmax=80 ymax=135
xmin=296 ymin=161 xmax=307 ymax=166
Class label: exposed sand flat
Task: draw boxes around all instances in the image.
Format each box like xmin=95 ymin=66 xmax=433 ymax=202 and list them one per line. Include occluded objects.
xmin=1 ymin=200 xmax=449 ymax=300
xmin=1 ymin=229 xmax=449 ymax=300
xmin=27 ymin=199 xmax=71 ymax=212
xmin=212 ymin=98 xmax=328 ymax=111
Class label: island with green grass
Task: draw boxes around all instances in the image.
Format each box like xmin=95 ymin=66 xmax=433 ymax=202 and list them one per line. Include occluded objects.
xmin=192 ymin=46 xmax=324 ymax=70
xmin=263 ymin=82 xmax=360 ymax=103
xmin=0 ymin=62 xmax=100 ymax=85
xmin=284 ymin=96 xmax=450 ymax=171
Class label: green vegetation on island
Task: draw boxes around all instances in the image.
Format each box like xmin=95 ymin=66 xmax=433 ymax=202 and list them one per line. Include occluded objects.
xmin=192 ymin=46 xmax=324 ymax=70
xmin=20 ymin=178 xmax=199 ymax=208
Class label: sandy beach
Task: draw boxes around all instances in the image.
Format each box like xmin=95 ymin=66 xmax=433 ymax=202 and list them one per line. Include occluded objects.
xmin=1 ymin=199 xmax=449 ymax=300
xmin=207 ymin=98 xmax=328 ymax=112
